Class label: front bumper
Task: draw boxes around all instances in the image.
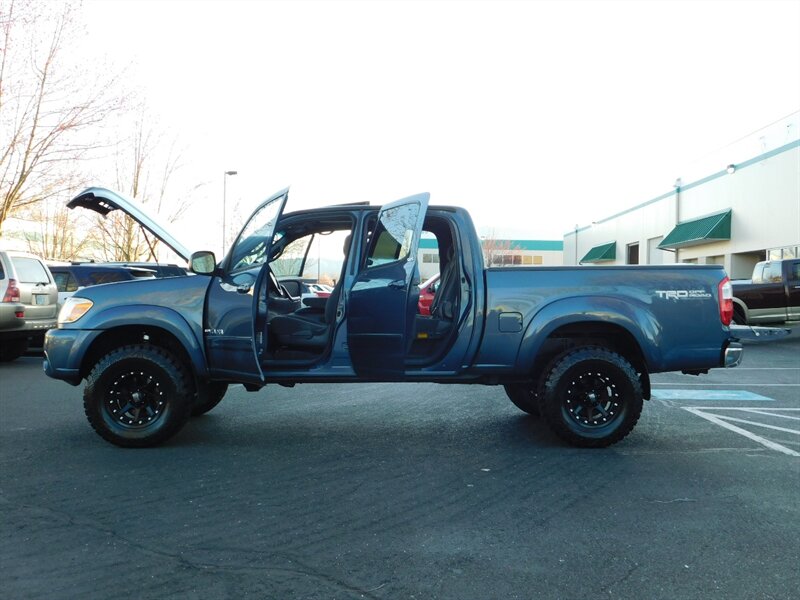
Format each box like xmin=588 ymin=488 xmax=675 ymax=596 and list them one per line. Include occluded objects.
xmin=42 ymin=327 xmax=100 ymax=385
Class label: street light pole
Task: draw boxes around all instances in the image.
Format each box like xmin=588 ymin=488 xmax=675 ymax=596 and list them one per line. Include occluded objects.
xmin=222 ymin=170 xmax=238 ymax=251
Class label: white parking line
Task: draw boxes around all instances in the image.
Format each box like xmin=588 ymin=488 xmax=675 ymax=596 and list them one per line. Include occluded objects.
xmin=713 ymin=416 xmax=800 ymax=435
xmin=683 ymin=408 xmax=800 ymax=457
xmin=651 ymin=389 xmax=773 ymax=401
xmin=732 ymin=409 xmax=800 ymax=421
xmin=731 ymin=368 xmax=800 ymax=370
xmin=652 ymin=383 xmax=800 ymax=387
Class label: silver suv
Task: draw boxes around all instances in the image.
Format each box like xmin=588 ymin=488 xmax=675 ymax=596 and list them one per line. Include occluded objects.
xmin=0 ymin=251 xmax=58 ymax=361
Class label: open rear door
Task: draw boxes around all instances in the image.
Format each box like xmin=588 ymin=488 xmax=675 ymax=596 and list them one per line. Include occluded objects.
xmin=347 ymin=193 xmax=429 ymax=379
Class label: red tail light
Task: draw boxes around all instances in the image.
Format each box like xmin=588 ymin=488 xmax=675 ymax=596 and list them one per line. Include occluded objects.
xmin=718 ymin=276 xmax=733 ymax=326
xmin=2 ymin=278 xmax=20 ymax=303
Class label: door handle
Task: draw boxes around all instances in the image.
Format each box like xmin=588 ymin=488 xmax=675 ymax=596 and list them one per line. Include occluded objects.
xmin=236 ymin=284 xmax=252 ymax=294
xmin=388 ymin=279 xmax=406 ymax=289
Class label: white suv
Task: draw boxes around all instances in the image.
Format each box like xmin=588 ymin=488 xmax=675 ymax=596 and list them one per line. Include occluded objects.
xmin=0 ymin=251 xmax=58 ymax=361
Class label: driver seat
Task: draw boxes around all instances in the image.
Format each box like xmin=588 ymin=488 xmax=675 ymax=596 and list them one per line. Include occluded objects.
xmin=269 ymin=235 xmax=351 ymax=349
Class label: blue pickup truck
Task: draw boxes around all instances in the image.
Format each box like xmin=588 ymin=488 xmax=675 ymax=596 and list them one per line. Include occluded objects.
xmin=44 ymin=187 xmax=743 ymax=449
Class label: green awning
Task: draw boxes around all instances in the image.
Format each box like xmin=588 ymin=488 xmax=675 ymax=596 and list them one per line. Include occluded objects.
xmin=580 ymin=241 xmax=616 ymax=263
xmin=658 ymin=210 xmax=732 ymax=250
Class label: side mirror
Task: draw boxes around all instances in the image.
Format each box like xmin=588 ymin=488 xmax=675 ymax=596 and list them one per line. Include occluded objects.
xmin=190 ymin=251 xmax=217 ymax=275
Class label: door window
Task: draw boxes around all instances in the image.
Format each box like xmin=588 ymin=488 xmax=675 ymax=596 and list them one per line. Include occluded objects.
xmin=366 ymin=203 xmax=420 ymax=267
xmin=763 ymin=262 xmax=783 ymax=283
xmin=89 ymin=271 xmax=128 ymax=285
xmin=53 ymin=272 xmax=79 ymax=292
xmin=789 ymin=262 xmax=799 ymax=282
xmin=229 ymin=195 xmax=285 ymax=272
xmin=271 ymin=235 xmax=313 ymax=277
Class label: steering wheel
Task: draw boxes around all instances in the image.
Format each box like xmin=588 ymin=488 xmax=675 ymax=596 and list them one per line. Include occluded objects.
xmin=268 ymin=268 xmax=286 ymax=297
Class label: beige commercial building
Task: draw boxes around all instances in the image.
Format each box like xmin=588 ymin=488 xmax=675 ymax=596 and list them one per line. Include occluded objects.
xmin=564 ymin=113 xmax=800 ymax=279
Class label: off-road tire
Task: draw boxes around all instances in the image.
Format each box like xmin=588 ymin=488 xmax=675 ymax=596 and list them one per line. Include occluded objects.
xmin=83 ymin=344 xmax=192 ymax=448
xmin=0 ymin=338 xmax=28 ymax=362
xmin=191 ymin=382 xmax=229 ymax=416
xmin=504 ymin=383 xmax=541 ymax=416
xmin=540 ymin=346 xmax=643 ymax=448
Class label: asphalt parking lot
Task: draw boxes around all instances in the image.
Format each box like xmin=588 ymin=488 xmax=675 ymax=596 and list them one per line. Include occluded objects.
xmin=1 ymin=331 xmax=798 ymax=600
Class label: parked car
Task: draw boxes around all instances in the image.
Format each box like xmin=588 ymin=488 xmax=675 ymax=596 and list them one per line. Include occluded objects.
xmin=45 ymin=186 xmax=746 ymax=449
xmin=308 ymin=283 xmax=332 ymax=298
xmin=47 ymin=263 xmax=157 ymax=308
xmin=278 ymin=277 xmax=332 ymax=303
xmin=731 ymin=258 xmax=800 ymax=324
xmin=418 ymin=273 xmax=440 ymax=316
xmin=0 ymin=251 xmax=58 ymax=361
xmin=96 ymin=262 xmax=187 ymax=279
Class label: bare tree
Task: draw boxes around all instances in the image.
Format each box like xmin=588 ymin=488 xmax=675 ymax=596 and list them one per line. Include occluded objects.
xmin=22 ymin=194 xmax=92 ymax=260
xmin=481 ymin=230 xmax=517 ymax=266
xmin=90 ymin=111 xmax=202 ymax=262
xmin=0 ymin=0 xmax=124 ymax=234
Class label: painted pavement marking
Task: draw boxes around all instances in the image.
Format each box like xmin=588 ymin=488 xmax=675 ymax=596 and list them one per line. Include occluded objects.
xmin=651 ymin=383 xmax=799 ymax=387
xmin=683 ymin=408 xmax=800 ymax=457
xmin=651 ymin=389 xmax=774 ymax=401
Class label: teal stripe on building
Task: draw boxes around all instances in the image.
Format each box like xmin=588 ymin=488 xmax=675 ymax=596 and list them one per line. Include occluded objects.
xmin=419 ymin=238 xmax=563 ymax=251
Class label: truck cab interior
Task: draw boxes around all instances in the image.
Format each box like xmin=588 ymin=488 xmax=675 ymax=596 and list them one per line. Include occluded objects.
xmin=259 ymin=208 xmax=467 ymax=370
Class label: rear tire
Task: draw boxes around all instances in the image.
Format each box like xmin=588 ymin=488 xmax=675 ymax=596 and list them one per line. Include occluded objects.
xmin=192 ymin=382 xmax=229 ymax=416
xmin=83 ymin=344 xmax=192 ymax=447
xmin=540 ymin=346 xmax=643 ymax=448
xmin=504 ymin=383 xmax=541 ymax=416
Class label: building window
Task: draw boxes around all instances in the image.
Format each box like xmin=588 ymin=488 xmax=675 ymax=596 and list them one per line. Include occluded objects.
xmin=769 ymin=246 xmax=799 ymax=260
xmin=627 ymin=243 xmax=639 ymax=265
xmin=533 ymin=255 xmax=543 ymax=265
xmin=422 ymin=253 xmax=438 ymax=263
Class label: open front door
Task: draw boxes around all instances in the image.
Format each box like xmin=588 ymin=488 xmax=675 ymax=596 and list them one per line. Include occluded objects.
xmin=347 ymin=193 xmax=429 ymax=379
xmin=205 ymin=189 xmax=288 ymax=384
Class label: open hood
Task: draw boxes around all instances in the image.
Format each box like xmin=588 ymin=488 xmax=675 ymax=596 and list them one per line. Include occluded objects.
xmin=68 ymin=187 xmax=191 ymax=261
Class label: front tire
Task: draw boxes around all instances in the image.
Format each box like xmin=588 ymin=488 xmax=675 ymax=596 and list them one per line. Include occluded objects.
xmin=83 ymin=344 xmax=192 ymax=447
xmin=540 ymin=346 xmax=643 ymax=448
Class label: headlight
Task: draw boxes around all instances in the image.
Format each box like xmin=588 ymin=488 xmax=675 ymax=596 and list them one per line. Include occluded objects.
xmin=59 ymin=297 xmax=94 ymax=324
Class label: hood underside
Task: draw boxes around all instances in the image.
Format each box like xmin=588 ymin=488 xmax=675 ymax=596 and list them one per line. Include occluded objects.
xmin=68 ymin=187 xmax=191 ymax=261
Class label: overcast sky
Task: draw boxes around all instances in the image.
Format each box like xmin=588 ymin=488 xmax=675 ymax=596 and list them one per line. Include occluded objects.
xmin=83 ymin=0 xmax=800 ymax=252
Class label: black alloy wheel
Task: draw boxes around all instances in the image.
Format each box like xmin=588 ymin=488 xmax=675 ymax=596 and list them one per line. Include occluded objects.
xmin=541 ymin=346 xmax=643 ymax=448
xmin=84 ymin=344 xmax=192 ymax=447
